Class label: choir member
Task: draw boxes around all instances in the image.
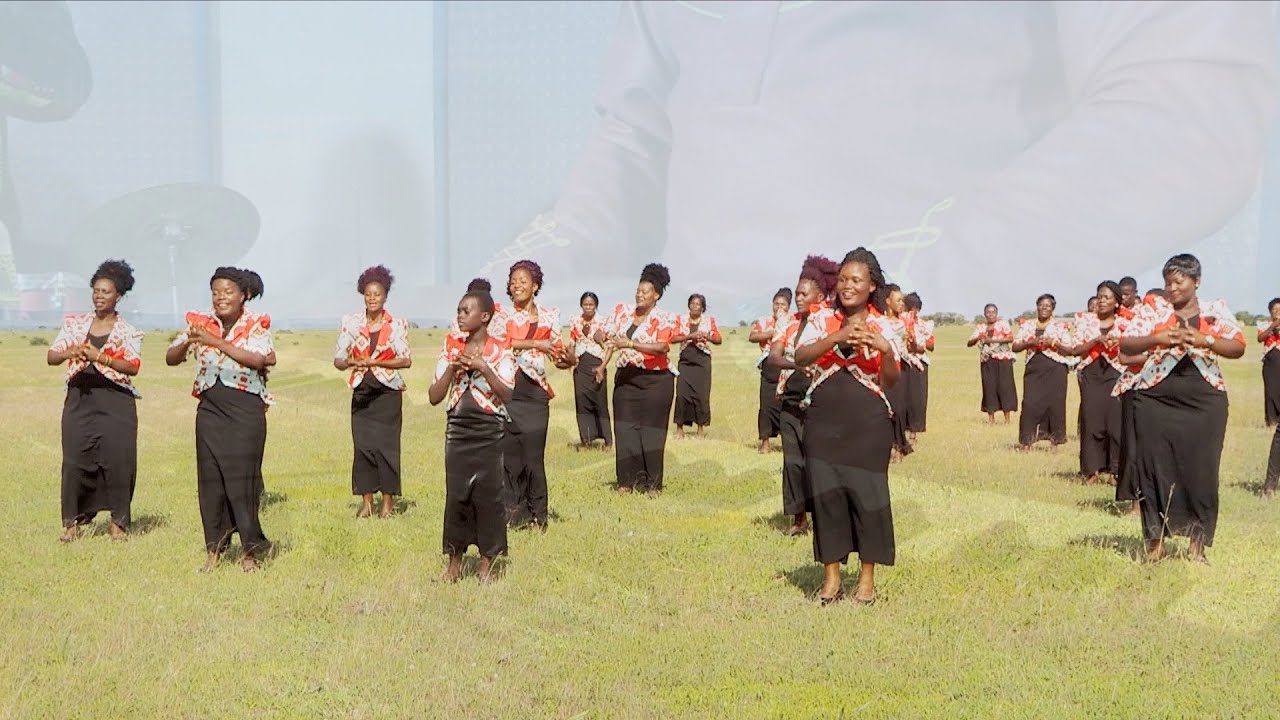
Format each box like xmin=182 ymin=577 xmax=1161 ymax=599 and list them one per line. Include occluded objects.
xmin=794 ymin=248 xmax=903 ymax=606
xmin=901 ymin=292 xmax=934 ymax=442
xmin=750 ymin=289 xmax=792 ymax=453
xmin=1119 ymin=254 xmax=1245 ymax=563
xmin=672 ymin=293 xmax=722 ymax=438
xmin=1258 ymin=297 xmax=1280 ymax=427
xmin=492 ymin=260 xmax=568 ymax=530
xmin=1011 ymin=294 xmax=1075 ymax=449
xmin=334 ymin=265 xmax=412 ymax=519
xmin=1064 ymin=281 xmax=1125 ymax=483
xmin=767 ymin=255 xmax=837 ymax=536
xmin=47 ymin=259 xmax=143 ymax=542
xmin=595 ymin=264 xmax=676 ymax=495
xmin=882 ymin=285 xmax=914 ymax=459
xmin=429 ymin=290 xmax=516 ymax=583
xmin=568 ymin=291 xmax=613 ymax=449
xmin=967 ymin=304 xmax=1018 ymax=424
xmin=166 ymin=267 xmax=275 ymax=572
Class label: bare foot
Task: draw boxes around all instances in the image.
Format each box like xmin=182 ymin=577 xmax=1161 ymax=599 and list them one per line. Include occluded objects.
xmin=477 ymin=556 xmax=497 ymax=584
xmin=357 ymin=503 xmax=373 ymax=519
xmin=1144 ymin=540 xmax=1166 ymax=564
xmin=757 ymin=439 xmax=769 ymax=454
xmin=615 ymin=485 xmax=633 ymax=495
xmin=854 ymin=565 xmax=877 ymax=605
xmin=1129 ymin=500 xmax=1140 ymax=516
xmin=108 ymin=522 xmax=127 ymax=540
xmin=199 ymin=552 xmax=220 ymax=573
xmin=696 ymin=425 xmax=706 ymax=438
xmin=1187 ymin=540 xmax=1209 ymax=565
xmin=439 ymin=555 xmax=463 ymax=584
xmin=59 ymin=525 xmax=79 ymax=543
xmin=1264 ymin=486 xmax=1276 ymax=499
xmin=379 ymin=495 xmax=394 ymax=519
xmin=675 ymin=427 xmax=685 ymax=439
xmin=1085 ymin=473 xmax=1100 ymax=486
xmin=240 ymin=553 xmax=259 ymax=573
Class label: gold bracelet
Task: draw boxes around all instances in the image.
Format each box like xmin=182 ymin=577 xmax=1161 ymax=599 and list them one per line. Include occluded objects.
xmin=95 ymin=349 xmax=106 ymax=365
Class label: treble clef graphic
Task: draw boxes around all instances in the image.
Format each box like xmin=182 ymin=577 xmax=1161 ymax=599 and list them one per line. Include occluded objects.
xmin=867 ymin=196 xmax=956 ymax=291
xmin=479 ymin=213 xmax=571 ymax=275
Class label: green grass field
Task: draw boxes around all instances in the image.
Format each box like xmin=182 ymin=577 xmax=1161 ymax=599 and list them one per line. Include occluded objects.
xmin=2 ymin=326 xmax=1278 ymax=719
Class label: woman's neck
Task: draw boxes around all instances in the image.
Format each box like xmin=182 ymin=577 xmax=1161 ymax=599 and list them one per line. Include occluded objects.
xmin=1098 ymin=310 xmax=1115 ymax=322
xmin=468 ymin=328 xmax=488 ymax=344
xmin=365 ymin=309 xmax=383 ymax=322
xmin=840 ymin=303 xmax=868 ymax=320
xmin=94 ymin=308 xmax=116 ymax=321
xmin=218 ymin=310 xmax=244 ymax=328
xmin=516 ymin=300 xmax=534 ymax=314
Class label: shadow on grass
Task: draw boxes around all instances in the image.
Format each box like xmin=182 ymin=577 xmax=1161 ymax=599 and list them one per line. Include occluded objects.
xmin=779 ymin=564 xmax=856 ymax=598
xmin=1068 ymin=533 xmax=1146 ymax=561
xmin=84 ymin=513 xmax=170 ymax=539
xmin=752 ymin=512 xmax=793 ymax=534
xmin=262 ymin=490 xmax=288 ymax=508
xmin=1077 ymin=498 xmax=1133 ymax=517
xmin=1051 ymin=470 xmax=1087 ymax=483
xmin=1231 ymin=480 xmax=1268 ymax=497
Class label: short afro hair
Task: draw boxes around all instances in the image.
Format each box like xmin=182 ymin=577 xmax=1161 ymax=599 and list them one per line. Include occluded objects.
xmin=799 ymin=255 xmax=839 ymax=299
xmin=90 ymin=259 xmax=135 ymax=295
xmin=1162 ymin=253 xmax=1202 ymax=281
xmin=508 ymin=260 xmax=544 ymax=298
xmin=467 ymin=277 xmax=492 ymax=293
xmin=639 ymin=263 xmax=671 ymax=297
xmin=357 ymin=265 xmax=394 ymax=294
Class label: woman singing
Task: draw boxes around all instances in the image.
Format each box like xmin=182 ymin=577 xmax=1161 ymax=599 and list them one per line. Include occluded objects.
xmin=750 ymin=289 xmax=791 ymax=453
xmin=429 ymin=290 xmax=516 ymax=583
xmin=1119 ymin=254 xmax=1245 ymax=563
xmin=492 ymin=260 xmax=567 ymax=530
xmin=47 ymin=260 xmax=143 ymax=542
xmin=1065 ymin=281 xmax=1125 ymax=483
xmin=967 ymin=304 xmax=1018 ymax=424
xmin=881 ymin=285 xmax=914 ymax=459
xmin=1011 ymin=294 xmax=1074 ymax=449
xmin=794 ymin=248 xmax=903 ymax=606
xmin=334 ymin=265 xmax=412 ymax=519
xmin=595 ymin=263 xmax=675 ymax=495
xmin=672 ymin=293 xmax=722 ymax=438
xmin=767 ymin=255 xmax=837 ymax=537
xmin=568 ymin=291 xmax=613 ymax=450
xmin=901 ymin=292 xmax=934 ymax=442
xmin=166 ymin=267 xmax=275 ymax=572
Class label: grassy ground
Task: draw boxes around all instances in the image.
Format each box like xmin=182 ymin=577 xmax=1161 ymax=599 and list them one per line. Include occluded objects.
xmin=1 ymin=325 xmax=1278 ymax=719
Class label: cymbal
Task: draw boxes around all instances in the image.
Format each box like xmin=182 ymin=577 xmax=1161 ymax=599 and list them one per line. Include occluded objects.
xmin=67 ymin=182 xmax=259 ymax=272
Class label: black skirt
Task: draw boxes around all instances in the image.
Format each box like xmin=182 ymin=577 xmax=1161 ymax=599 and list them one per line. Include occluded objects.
xmin=757 ymin=362 xmax=783 ymax=441
xmin=980 ymin=358 xmax=1018 ymax=413
xmin=60 ymin=370 xmax=137 ymax=528
xmin=1115 ymin=391 xmax=1139 ymax=502
xmin=1131 ymin=357 xmax=1228 ymax=546
xmin=612 ymin=367 xmax=674 ymax=490
xmin=884 ymin=370 xmax=914 ymax=456
xmin=1265 ymin=423 xmax=1280 ymax=492
xmin=1264 ymin=351 xmax=1280 ymax=426
xmin=1077 ymin=360 xmax=1121 ymax=476
xmin=902 ymin=363 xmax=928 ymax=433
xmin=502 ymin=373 xmax=551 ymax=526
xmin=573 ymin=353 xmax=613 ymax=445
xmin=444 ymin=394 xmax=508 ymax=557
xmin=779 ymin=370 xmax=811 ymax=515
xmin=196 ymin=380 xmax=270 ymax=555
xmin=674 ymin=346 xmax=712 ymax=427
xmin=804 ymin=372 xmax=895 ymax=566
xmin=1019 ymin=353 xmax=1069 ymax=445
xmin=350 ymin=376 xmax=403 ymax=496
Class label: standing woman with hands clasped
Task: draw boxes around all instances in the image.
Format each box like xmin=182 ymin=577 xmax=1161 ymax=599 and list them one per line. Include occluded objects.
xmin=1259 ymin=298 xmax=1280 ymax=427
xmin=794 ymin=248 xmax=902 ymax=606
xmin=334 ymin=265 xmax=412 ymax=519
xmin=429 ymin=290 xmax=516 ymax=584
xmin=1011 ymin=294 xmax=1074 ymax=449
xmin=595 ymin=263 xmax=676 ymax=495
xmin=48 ymin=259 xmax=144 ymax=542
xmin=166 ymin=267 xmax=275 ymax=572
xmin=1119 ymin=254 xmax=1245 ymax=563
xmin=672 ymin=293 xmax=722 ymax=439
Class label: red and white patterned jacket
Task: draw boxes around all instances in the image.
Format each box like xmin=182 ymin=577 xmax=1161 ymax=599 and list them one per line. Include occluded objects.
xmin=491 ymin=302 xmax=563 ymax=398
xmin=751 ymin=314 xmax=779 ymax=369
xmin=968 ymin=320 xmax=1016 ymax=362
xmin=434 ymin=333 xmax=517 ymax=418
xmin=334 ymin=310 xmax=412 ymax=391
xmin=1015 ymin=318 xmax=1075 ymax=367
xmin=50 ymin=313 xmax=144 ymax=397
xmin=770 ymin=310 xmax=817 ymax=400
xmin=1114 ymin=296 xmax=1244 ymax=394
xmin=797 ymin=305 xmax=905 ymax=414
xmin=1072 ymin=312 xmax=1128 ymax=374
xmin=569 ymin=314 xmax=608 ymax=360
xmin=1257 ymin=319 xmax=1280 ymax=358
xmin=673 ymin=313 xmax=722 ymax=355
xmin=898 ymin=311 xmax=934 ymax=370
xmin=602 ymin=303 xmax=677 ymax=372
xmin=171 ymin=310 xmax=274 ymax=404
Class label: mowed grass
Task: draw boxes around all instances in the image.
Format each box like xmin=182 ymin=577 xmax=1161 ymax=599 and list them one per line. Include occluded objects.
xmin=2 ymin=325 xmax=1279 ymax=719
